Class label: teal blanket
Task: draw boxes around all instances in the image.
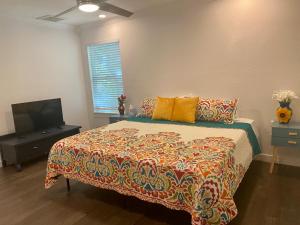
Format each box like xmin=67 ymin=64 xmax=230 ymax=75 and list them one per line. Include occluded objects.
xmin=127 ymin=117 xmax=261 ymax=155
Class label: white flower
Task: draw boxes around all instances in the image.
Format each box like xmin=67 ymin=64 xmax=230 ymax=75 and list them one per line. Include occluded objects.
xmin=272 ymin=90 xmax=298 ymax=103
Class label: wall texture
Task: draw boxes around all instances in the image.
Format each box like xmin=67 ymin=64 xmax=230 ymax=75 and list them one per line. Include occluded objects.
xmin=0 ymin=17 xmax=90 ymax=137
xmin=79 ymin=0 xmax=300 ymax=166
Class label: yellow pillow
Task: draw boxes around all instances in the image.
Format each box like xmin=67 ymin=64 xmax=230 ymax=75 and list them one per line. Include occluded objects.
xmin=171 ymin=97 xmax=199 ymax=123
xmin=152 ymin=97 xmax=175 ymax=121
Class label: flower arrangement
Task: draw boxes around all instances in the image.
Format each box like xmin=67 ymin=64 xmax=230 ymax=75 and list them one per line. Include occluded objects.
xmin=118 ymin=94 xmax=126 ymax=105
xmin=272 ymin=90 xmax=298 ymax=124
xmin=272 ymin=90 xmax=298 ymax=103
xmin=118 ymin=94 xmax=126 ymax=115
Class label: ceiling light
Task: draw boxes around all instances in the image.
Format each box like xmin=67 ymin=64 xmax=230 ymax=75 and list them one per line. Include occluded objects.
xmin=99 ymin=14 xmax=107 ymax=19
xmin=77 ymin=0 xmax=99 ymax=13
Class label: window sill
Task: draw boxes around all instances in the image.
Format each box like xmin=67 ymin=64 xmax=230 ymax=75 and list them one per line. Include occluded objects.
xmin=93 ymin=112 xmax=118 ymax=118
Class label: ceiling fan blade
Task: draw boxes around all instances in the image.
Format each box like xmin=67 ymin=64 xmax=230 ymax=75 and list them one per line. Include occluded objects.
xmin=99 ymin=2 xmax=133 ymax=17
xmin=53 ymin=6 xmax=78 ymax=18
xmin=36 ymin=6 xmax=77 ymax=23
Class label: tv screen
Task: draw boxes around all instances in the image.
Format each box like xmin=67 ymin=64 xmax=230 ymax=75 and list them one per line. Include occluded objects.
xmin=12 ymin=98 xmax=64 ymax=136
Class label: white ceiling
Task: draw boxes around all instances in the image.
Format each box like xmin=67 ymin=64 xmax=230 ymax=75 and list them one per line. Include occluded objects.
xmin=0 ymin=0 xmax=174 ymax=26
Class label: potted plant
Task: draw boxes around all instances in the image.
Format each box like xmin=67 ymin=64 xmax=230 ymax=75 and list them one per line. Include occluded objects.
xmin=272 ymin=90 xmax=298 ymax=124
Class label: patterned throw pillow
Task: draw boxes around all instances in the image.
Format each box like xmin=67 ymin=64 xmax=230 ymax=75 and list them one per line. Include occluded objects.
xmin=138 ymin=98 xmax=156 ymax=118
xmin=197 ymin=98 xmax=238 ymax=124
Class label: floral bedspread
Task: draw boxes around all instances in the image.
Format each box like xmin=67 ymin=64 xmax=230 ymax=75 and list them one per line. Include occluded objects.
xmin=45 ymin=121 xmax=252 ymax=225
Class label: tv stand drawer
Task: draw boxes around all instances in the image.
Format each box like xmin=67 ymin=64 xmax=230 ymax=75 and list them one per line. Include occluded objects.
xmin=16 ymin=141 xmax=49 ymax=160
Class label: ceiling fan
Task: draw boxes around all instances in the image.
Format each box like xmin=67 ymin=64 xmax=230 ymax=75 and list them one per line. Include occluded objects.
xmin=37 ymin=0 xmax=134 ymax=22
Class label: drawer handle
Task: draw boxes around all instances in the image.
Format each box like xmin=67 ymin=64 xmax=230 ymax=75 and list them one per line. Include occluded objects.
xmin=288 ymin=132 xmax=298 ymax=136
xmin=33 ymin=146 xmax=39 ymax=149
xmin=288 ymin=141 xmax=297 ymax=145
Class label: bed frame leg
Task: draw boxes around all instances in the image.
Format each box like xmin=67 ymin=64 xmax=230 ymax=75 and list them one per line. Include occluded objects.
xmin=66 ymin=178 xmax=71 ymax=192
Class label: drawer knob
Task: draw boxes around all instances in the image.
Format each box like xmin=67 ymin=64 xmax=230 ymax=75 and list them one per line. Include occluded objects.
xmin=288 ymin=132 xmax=298 ymax=136
xmin=288 ymin=141 xmax=297 ymax=145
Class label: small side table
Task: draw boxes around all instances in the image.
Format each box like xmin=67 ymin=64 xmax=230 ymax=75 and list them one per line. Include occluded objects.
xmin=270 ymin=121 xmax=300 ymax=173
xmin=109 ymin=115 xmax=129 ymax=124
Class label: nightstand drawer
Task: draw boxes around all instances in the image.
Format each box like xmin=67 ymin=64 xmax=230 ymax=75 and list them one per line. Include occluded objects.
xmin=272 ymin=127 xmax=300 ymax=138
xmin=272 ymin=137 xmax=300 ymax=148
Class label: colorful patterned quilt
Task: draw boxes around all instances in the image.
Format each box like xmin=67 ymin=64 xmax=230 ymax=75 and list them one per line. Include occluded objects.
xmin=45 ymin=120 xmax=255 ymax=225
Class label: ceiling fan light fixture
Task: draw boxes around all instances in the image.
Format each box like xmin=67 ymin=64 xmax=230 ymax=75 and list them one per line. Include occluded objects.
xmin=77 ymin=0 xmax=99 ymax=13
xmin=99 ymin=14 xmax=107 ymax=19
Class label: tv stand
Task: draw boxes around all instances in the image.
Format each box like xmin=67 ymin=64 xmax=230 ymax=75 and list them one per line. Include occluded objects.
xmin=0 ymin=125 xmax=81 ymax=171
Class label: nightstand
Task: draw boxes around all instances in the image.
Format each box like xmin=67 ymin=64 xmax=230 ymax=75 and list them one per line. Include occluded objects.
xmin=109 ymin=115 xmax=129 ymax=124
xmin=270 ymin=121 xmax=300 ymax=173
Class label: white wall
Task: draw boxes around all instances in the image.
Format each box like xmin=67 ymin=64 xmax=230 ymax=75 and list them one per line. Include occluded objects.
xmin=0 ymin=17 xmax=90 ymax=137
xmin=78 ymin=0 xmax=300 ymax=167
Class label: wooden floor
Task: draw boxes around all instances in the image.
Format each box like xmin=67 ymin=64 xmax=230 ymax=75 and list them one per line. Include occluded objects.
xmin=0 ymin=160 xmax=299 ymax=225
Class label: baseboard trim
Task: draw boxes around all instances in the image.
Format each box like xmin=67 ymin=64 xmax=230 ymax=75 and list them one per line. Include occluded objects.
xmin=254 ymin=153 xmax=272 ymax=163
xmin=255 ymin=153 xmax=300 ymax=167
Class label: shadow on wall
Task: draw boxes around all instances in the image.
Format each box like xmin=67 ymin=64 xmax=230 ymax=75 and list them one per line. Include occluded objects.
xmin=4 ymin=111 xmax=15 ymax=134
xmin=239 ymin=107 xmax=263 ymax=136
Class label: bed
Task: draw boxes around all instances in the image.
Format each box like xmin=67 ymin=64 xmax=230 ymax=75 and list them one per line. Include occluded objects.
xmin=45 ymin=117 xmax=260 ymax=225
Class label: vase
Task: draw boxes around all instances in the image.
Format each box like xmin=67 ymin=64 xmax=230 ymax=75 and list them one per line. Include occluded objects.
xmin=118 ymin=104 xmax=125 ymax=115
xmin=276 ymin=102 xmax=292 ymax=124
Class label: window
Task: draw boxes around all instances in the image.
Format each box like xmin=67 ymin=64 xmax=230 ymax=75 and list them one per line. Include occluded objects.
xmin=87 ymin=41 xmax=124 ymax=114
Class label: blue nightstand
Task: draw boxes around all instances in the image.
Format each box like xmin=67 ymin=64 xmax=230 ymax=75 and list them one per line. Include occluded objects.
xmin=270 ymin=121 xmax=300 ymax=173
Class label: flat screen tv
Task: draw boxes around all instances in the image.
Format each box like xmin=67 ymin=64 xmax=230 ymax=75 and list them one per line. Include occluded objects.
xmin=12 ymin=98 xmax=65 ymax=136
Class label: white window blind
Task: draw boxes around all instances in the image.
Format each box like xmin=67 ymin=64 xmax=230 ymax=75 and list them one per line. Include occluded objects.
xmin=87 ymin=42 xmax=124 ymax=113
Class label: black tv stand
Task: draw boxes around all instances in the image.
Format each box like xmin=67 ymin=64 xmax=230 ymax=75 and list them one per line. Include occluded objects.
xmin=0 ymin=125 xmax=81 ymax=171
